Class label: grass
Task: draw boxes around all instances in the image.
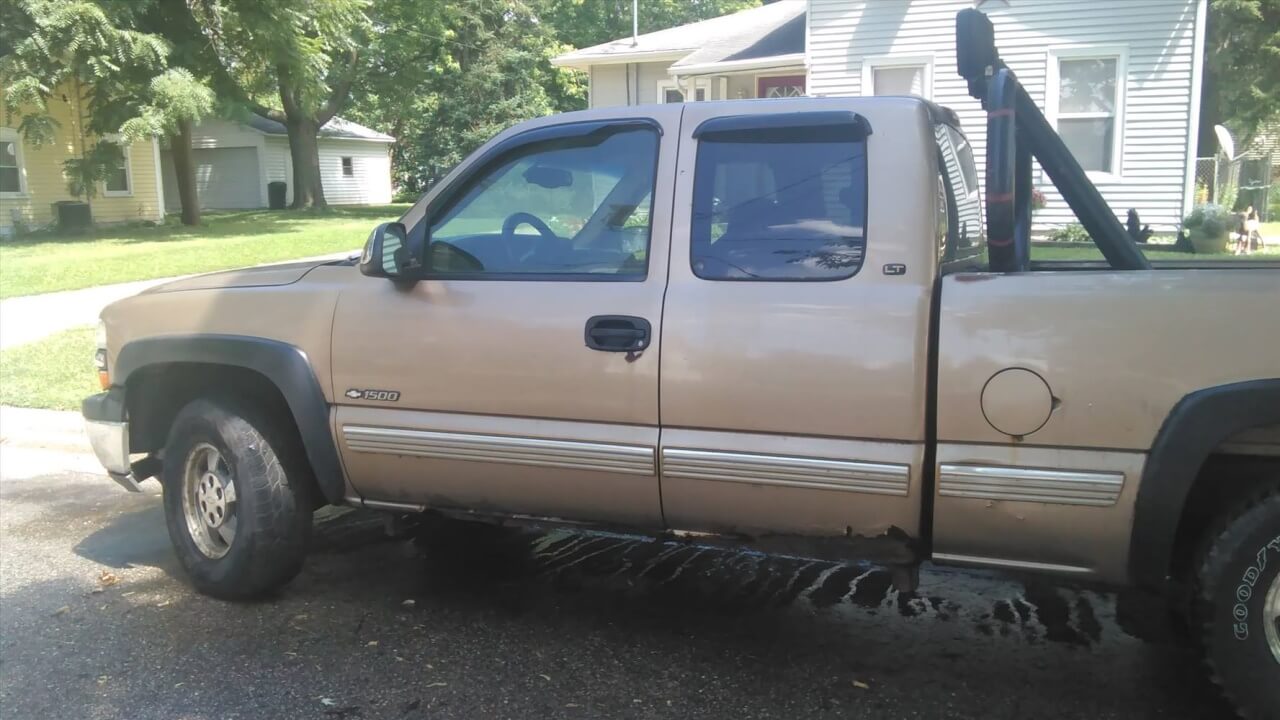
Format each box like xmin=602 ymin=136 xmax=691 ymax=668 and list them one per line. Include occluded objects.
xmin=1033 ymin=244 xmax=1280 ymax=262
xmin=0 ymin=325 xmax=99 ymax=411
xmin=0 ymin=204 xmax=409 ymax=299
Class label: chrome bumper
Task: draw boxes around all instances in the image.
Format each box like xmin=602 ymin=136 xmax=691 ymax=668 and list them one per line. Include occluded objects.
xmin=83 ymin=390 xmax=148 ymax=492
xmin=85 ymin=418 xmax=131 ymax=476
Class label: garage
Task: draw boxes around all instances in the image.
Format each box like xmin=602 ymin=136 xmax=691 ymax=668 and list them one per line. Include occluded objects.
xmin=160 ymin=146 xmax=262 ymax=211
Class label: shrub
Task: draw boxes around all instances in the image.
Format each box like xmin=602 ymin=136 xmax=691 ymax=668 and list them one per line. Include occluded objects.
xmin=1045 ymin=223 xmax=1091 ymax=243
xmin=1183 ymin=203 xmax=1233 ymax=237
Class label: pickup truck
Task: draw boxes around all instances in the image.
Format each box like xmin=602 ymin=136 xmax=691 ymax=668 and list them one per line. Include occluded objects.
xmin=83 ymin=10 xmax=1277 ymax=718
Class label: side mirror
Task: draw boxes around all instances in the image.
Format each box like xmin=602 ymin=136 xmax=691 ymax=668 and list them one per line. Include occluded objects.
xmin=359 ymin=222 xmax=416 ymax=279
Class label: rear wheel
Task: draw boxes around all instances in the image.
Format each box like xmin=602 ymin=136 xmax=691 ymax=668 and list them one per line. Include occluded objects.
xmin=1195 ymin=487 xmax=1280 ymax=719
xmin=161 ymin=398 xmax=312 ymax=600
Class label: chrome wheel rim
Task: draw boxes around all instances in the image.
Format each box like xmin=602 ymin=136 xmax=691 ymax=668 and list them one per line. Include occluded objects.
xmin=1266 ymin=567 xmax=1280 ymax=664
xmin=182 ymin=443 xmax=237 ymax=559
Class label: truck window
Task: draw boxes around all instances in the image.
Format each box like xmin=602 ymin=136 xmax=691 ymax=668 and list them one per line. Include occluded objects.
xmin=935 ymin=124 xmax=986 ymax=271
xmin=427 ymin=127 xmax=658 ymax=278
xmin=690 ymin=125 xmax=867 ymax=281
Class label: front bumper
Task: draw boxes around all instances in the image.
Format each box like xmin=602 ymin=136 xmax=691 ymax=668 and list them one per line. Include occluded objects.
xmin=82 ymin=390 xmax=147 ymax=492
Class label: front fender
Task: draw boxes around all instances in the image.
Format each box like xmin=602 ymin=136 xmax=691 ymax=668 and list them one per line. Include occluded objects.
xmin=114 ymin=334 xmax=346 ymax=504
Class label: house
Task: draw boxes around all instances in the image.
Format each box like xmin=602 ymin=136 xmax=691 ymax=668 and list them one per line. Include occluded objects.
xmin=2 ymin=80 xmax=166 ymax=237
xmin=554 ymin=0 xmax=1209 ymax=232
xmin=551 ymin=1 xmax=808 ymax=105
xmin=161 ymin=116 xmax=395 ymax=211
xmin=0 ymin=80 xmax=395 ymax=238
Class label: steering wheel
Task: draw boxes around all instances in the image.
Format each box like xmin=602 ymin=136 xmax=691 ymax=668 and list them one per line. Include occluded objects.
xmin=499 ymin=212 xmax=558 ymax=266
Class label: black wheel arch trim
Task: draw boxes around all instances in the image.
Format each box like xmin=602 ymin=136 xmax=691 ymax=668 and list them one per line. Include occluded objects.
xmin=1129 ymin=378 xmax=1280 ymax=590
xmin=113 ymin=334 xmax=346 ymax=504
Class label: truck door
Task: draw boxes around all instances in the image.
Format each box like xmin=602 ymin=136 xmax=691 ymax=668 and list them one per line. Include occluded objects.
xmin=658 ymin=100 xmax=936 ymax=544
xmin=330 ymin=107 xmax=680 ymax=527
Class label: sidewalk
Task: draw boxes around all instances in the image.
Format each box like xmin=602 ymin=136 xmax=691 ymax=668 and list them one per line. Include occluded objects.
xmin=0 ymin=251 xmax=354 ymax=350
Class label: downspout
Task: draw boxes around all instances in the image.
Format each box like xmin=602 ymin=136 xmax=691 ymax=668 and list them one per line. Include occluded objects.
xmin=1183 ymin=0 xmax=1208 ymax=221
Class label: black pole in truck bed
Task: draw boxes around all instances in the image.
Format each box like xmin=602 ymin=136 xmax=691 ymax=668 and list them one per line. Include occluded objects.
xmin=955 ymin=9 xmax=1151 ymax=271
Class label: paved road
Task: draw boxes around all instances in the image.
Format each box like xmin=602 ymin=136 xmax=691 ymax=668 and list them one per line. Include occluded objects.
xmin=0 ymin=415 xmax=1234 ymax=719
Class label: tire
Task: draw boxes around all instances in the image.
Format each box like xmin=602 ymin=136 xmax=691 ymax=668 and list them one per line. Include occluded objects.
xmin=161 ymin=398 xmax=313 ymax=600
xmin=1195 ymin=486 xmax=1280 ymax=720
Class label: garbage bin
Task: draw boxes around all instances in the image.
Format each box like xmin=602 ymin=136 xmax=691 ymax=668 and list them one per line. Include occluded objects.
xmin=268 ymin=181 xmax=287 ymax=210
xmin=52 ymin=201 xmax=92 ymax=233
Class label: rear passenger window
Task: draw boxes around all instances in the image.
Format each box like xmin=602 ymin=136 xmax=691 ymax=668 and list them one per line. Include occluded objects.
xmin=690 ymin=123 xmax=868 ymax=280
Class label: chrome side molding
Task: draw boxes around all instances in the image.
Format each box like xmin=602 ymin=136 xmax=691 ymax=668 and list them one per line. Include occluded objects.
xmin=662 ymin=447 xmax=911 ymax=496
xmin=938 ymin=463 xmax=1124 ymax=507
xmin=931 ymin=552 xmax=1094 ymax=575
xmin=342 ymin=425 xmax=656 ymax=476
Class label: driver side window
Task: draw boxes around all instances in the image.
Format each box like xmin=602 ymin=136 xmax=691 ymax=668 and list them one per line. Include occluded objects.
xmin=427 ymin=127 xmax=658 ymax=278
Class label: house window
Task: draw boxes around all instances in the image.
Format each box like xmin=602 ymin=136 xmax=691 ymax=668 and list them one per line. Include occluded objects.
xmin=102 ymin=139 xmax=131 ymax=196
xmin=658 ymin=79 xmax=708 ymax=103
xmin=756 ymin=75 xmax=805 ymax=98
xmin=1048 ymin=48 xmax=1125 ymax=177
xmin=862 ymin=57 xmax=933 ymax=98
xmin=342 ymin=156 xmax=354 ymax=177
xmin=1 ymin=128 xmax=27 ymax=196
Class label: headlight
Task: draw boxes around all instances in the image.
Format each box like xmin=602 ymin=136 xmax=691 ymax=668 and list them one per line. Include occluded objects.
xmin=94 ymin=320 xmax=109 ymax=389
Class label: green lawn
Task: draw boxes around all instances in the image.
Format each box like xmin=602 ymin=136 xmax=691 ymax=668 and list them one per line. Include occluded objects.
xmin=1033 ymin=244 xmax=1280 ymax=262
xmin=0 ymin=205 xmax=409 ymax=299
xmin=0 ymin=325 xmax=99 ymax=411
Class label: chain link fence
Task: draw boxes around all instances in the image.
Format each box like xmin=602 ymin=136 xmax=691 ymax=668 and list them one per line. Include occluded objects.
xmin=1196 ymin=154 xmax=1274 ymax=220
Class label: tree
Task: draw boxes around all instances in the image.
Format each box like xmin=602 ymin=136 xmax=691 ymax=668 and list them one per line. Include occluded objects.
xmin=1 ymin=0 xmax=215 ymax=224
xmin=1199 ymin=0 xmax=1280 ymax=153
xmin=186 ymin=0 xmax=372 ymax=209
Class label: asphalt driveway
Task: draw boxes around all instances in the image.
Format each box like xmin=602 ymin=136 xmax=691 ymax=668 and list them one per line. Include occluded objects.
xmin=0 ymin=410 xmax=1234 ymax=719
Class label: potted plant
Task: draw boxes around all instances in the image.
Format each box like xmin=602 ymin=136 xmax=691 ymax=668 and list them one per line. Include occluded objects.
xmin=1181 ymin=203 xmax=1232 ymax=254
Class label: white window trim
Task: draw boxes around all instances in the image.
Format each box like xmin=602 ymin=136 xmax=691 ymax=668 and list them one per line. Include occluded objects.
xmin=657 ymin=77 xmax=711 ymax=103
xmin=100 ymin=133 xmax=134 ymax=197
xmin=1045 ymin=45 xmax=1127 ymax=182
xmin=861 ymin=55 xmax=935 ymax=99
xmin=0 ymin=127 xmax=28 ymax=198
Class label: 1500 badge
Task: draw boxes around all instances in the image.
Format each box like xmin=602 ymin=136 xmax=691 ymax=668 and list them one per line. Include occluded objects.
xmin=345 ymin=388 xmax=401 ymax=402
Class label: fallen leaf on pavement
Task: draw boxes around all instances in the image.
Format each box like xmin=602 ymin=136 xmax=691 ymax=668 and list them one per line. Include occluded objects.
xmin=852 ymin=680 xmax=870 ymax=690
xmin=366 ymin=641 xmax=378 ymax=647
xmin=401 ymin=599 xmax=416 ymax=608
xmin=51 ymin=606 xmax=70 ymax=617
xmin=319 ymin=698 xmax=336 ymax=707
xmin=98 ymin=570 xmax=119 ymax=587
xmin=539 ymin=674 xmax=551 ymax=682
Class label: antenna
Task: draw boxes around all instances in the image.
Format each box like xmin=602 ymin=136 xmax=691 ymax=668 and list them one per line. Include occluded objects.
xmin=632 ymin=0 xmax=639 ymax=46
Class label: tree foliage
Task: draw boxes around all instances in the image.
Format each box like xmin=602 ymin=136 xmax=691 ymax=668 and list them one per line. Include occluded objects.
xmin=1202 ymin=0 xmax=1280 ymax=150
xmin=543 ymin=0 xmax=761 ymax=51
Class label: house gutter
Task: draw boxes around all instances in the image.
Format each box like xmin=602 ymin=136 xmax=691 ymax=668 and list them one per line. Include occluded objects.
xmin=669 ymin=53 xmax=808 ymax=77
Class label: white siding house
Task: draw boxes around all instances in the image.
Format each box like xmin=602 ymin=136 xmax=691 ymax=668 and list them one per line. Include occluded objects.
xmin=808 ymin=0 xmax=1206 ymax=232
xmin=160 ymin=116 xmax=394 ymax=211
xmin=559 ymin=0 xmax=1207 ymax=233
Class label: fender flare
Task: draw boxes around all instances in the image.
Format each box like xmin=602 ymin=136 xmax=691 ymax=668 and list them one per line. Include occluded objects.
xmin=1129 ymin=378 xmax=1280 ymax=590
xmin=114 ymin=334 xmax=346 ymax=504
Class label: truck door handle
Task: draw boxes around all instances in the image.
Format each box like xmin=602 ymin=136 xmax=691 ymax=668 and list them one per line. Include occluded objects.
xmin=585 ymin=315 xmax=651 ymax=352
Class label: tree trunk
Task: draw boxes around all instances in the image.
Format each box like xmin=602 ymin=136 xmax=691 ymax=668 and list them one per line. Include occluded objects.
xmin=169 ymin=119 xmax=201 ymax=226
xmin=286 ymin=117 xmax=327 ymax=210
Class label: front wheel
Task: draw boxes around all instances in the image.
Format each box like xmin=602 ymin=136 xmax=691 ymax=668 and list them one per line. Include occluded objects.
xmin=161 ymin=398 xmax=312 ymax=600
xmin=1196 ymin=488 xmax=1280 ymax=719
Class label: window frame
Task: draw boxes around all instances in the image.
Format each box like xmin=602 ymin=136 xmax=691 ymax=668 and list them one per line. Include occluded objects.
xmin=0 ymin=127 xmax=28 ymax=198
xmin=657 ymin=77 xmax=710 ymax=103
xmin=688 ymin=112 xmax=871 ymax=283
xmin=861 ymin=55 xmax=935 ymax=99
xmin=341 ymin=156 xmax=354 ymax=177
xmin=100 ymin=134 xmax=133 ymax=197
xmin=1045 ymin=45 xmax=1127 ymax=182
xmin=420 ymin=119 xmax=663 ymax=283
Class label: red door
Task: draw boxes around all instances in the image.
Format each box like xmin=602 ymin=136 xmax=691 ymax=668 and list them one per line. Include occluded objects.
xmin=756 ymin=75 xmax=806 ymax=98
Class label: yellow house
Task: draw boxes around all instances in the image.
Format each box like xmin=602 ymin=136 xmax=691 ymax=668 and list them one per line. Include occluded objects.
xmin=0 ymin=79 xmax=165 ymax=237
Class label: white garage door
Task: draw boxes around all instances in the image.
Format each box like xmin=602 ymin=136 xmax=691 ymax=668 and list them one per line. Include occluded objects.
xmin=161 ymin=147 xmax=262 ymax=211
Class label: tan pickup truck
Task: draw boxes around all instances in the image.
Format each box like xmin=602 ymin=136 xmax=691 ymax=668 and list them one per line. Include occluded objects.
xmin=83 ymin=10 xmax=1277 ymax=718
